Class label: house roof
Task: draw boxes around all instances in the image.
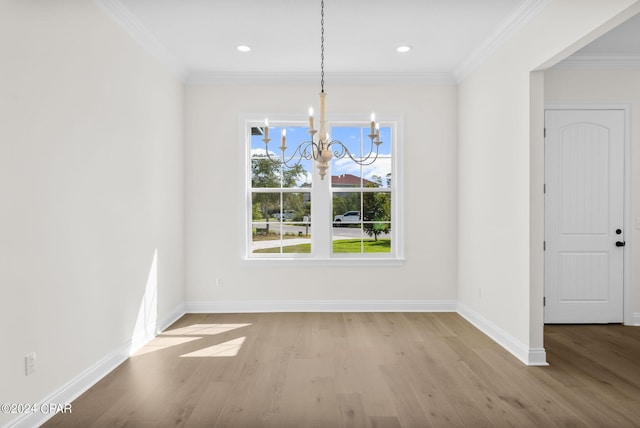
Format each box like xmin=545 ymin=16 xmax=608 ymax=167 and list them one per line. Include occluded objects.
xmin=332 ymin=174 xmax=378 ymax=188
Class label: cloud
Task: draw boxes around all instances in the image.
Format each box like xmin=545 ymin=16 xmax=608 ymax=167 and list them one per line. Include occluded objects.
xmin=251 ymin=148 xmax=278 ymax=157
xmin=333 ymin=155 xmax=392 ymax=182
xmin=296 ymin=170 xmax=313 ymax=186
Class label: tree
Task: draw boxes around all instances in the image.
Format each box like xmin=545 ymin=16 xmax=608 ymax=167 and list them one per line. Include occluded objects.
xmin=332 ymin=192 xmax=360 ymax=218
xmin=362 ymin=187 xmax=391 ymax=241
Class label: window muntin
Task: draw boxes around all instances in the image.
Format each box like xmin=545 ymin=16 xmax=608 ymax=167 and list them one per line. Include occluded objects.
xmin=246 ymin=120 xmax=398 ymax=260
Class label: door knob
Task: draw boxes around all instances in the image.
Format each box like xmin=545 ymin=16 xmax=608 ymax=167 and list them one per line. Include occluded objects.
xmin=616 ymin=241 xmax=626 ymax=247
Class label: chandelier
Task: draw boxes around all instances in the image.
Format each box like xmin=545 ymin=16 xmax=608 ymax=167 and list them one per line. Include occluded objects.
xmin=262 ymin=0 xmax=383 ymax=180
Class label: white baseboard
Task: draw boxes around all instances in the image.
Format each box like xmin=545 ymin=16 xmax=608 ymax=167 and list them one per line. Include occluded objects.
xmin=6 ymin=342 xmax=130 ymax=428
xmin=159 ymin=302 xmax=186 ymax=331
xmin=632 ymin=312 xmax=640 ymax=326
xmin=129 ymin=302 xmax=186 ymax=355
xmin=4 ymin=303 xmax=186 ymax=428
xmin=457 ymin=303 xmax=548 ymax=366
xmin=184 ymin=300 xmax=458 ymax=313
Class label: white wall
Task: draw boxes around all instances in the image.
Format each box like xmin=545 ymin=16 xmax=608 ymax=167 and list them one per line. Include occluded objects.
xmin=458 ymin=0 xmax=640 ymax=362
xmin=0 ymin=1 xmax=184 ymax=425
xmin=545 ymin=66 xmax=640 ymax=323
xmin=184 ymin=84 xmax=457 ymax=306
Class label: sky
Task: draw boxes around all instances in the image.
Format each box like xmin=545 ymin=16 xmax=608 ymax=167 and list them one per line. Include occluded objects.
xmin=251 ymin=125 xmax=392 ymax=187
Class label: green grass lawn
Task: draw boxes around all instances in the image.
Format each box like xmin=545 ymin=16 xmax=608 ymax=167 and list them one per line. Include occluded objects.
xmin=253 ymin=239 xmax=390 ymax=254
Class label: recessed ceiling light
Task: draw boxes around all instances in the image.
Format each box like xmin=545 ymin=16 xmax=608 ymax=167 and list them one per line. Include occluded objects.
xmin=237 ymin=45 xmax=251 ymax=53
xmin=396 ymin=45 xmax=412 ymax=53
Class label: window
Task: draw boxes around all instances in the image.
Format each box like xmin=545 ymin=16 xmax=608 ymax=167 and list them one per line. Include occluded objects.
xmin=244 ymin=116 xmax=401 ymax=262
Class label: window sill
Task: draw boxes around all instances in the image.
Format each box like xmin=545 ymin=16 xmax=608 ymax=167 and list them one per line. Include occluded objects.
xmin=240 ymin=257 xmax=406 ymax=267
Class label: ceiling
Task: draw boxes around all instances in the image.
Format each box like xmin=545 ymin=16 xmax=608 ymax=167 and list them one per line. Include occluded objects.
xmin=101 ymin=0 xmax=640 ymax=83
xmin=561 ymin=12 xmax=640 ymax=64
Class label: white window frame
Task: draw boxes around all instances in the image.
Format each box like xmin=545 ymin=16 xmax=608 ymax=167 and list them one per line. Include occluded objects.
xmin=240 ymin=113 xmax=405 ymax=265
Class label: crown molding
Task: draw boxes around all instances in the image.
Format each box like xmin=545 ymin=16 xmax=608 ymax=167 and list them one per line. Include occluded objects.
xmin=94 ymin=0 xmax=188 ymax=81
xmin=555 ymin=54 xmax=640 ymax=68
xmin=454 ymin=0 xmax=551 ymax=82
xmin=186 ymin=71 xmax=456 ymax=86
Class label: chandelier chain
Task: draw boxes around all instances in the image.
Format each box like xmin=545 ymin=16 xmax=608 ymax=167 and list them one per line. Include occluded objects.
xmin=320 ymin=0 xmax=325 ymax=93
xmin=261 ymin=0 xmax=383 ymax=181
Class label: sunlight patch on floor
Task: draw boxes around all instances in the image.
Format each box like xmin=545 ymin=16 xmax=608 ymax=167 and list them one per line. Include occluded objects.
xmin=180 ymin=337 xmax=246 ymax=358
xmin=132 ymin=323 xmax=252 ymax=357
xmin=164 ymin=323 xmax=251 ymax=336
xmin=134 ymin=336 xmax=202 ymax=356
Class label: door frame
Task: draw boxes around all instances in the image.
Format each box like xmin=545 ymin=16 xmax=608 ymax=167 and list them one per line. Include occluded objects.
xmin=544 ymin=103 xmax=632 ymax=325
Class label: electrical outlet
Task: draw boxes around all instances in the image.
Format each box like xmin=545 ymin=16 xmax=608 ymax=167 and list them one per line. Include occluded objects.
xmin=216 ymin=277 xmax=223 ymax=287
xmin=25 ymin=352 xmax=36 ymax=376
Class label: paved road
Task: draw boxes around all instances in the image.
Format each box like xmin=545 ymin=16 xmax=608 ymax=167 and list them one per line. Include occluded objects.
xmin=252 ymin=223 xmax=389 ymax=251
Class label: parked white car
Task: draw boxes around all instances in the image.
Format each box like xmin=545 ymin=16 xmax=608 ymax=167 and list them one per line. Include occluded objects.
xmin=333 ymin=211 xmax=360 ymax=225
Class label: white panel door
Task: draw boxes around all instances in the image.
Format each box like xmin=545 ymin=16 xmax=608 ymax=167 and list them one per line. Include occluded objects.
xmin=545 ymin=109 xmax=625 ymax=323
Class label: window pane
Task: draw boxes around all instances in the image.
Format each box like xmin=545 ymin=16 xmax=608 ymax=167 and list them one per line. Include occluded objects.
xmin=250 ymin=126 xmax=269 ymax=157
xmin=283 ymin=192 xmax=311 ymax=252
xmin=377 ymin=126 xmax=392 ymax=154
xmin=252 ymin=192 xmax=279 ymax=221
xmin=362 ymin=157 xmax=392 ymax=189
xmin=332 ymin=171 xmax=363 ymax=188
xmin=331 ymin=126 xmax=363 ymax=156
xmin=363 ymin=192 xmax=391 ymax=222
xmin=283 ymin=241 xmax=311 ymax=254
xmin=251 ymin=126 xmax=313 ymax=189
xmin=333 ymin=192 xmax=361 ymax=224
xmin=252 ymin=221 xmax=312 ymax=254
xmin=332 ymin=191 xmax=362 ymax=253
xmin=282 ymin=192 xmax=309 ymax=221
xmin=330 ymin=126 xmax=391 ymax=189
xmin=331 ymin=126 xmax=364 ymax=183
xmin=251 ymin=157 xmax=282 ymax=188
xmin=252 ymin=222 xmax=280 ymax=254
xmin=280 ymin=126 xmax=313 ymax=189
xmin=364 ymin=233 xmax=391 ymax=253
xmin=332 ymin=224 xmax=363 ymax=254
xmin=363 ymin=192 xmax=391 ymax=251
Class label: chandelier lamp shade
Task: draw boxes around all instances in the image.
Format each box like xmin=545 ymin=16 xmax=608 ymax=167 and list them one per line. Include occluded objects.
xmin=261 ymin=0 xmax=383 ymax=180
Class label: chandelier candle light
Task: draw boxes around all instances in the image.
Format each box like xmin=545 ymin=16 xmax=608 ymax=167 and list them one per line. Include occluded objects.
xmin=261 ymin=0 xmax=383 ymax=180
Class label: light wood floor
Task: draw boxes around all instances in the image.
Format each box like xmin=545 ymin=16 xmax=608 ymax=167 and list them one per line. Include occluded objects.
xmin=43 ymin=313 xmax=640 ymax=427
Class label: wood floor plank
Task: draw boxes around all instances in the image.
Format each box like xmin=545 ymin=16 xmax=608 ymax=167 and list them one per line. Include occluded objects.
xmin=378 ymin=363 xmax=431 ymax=427
xmin=395 ymin=336 xmax=496 ymax=427
xmin=182 ymin=381 xmax=233 ymax=428
xmin=473 ymin=348 xmax=573 ymax=425
xmin=369 ymin=415 xmax=403 ymax=428
xmin=443 ymin=337 xmax=553 ymax=427
xmin=337 ymin=393 xmax=370 ymax=427
xmin=42 ymin=313 xmax=640 ymax=428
